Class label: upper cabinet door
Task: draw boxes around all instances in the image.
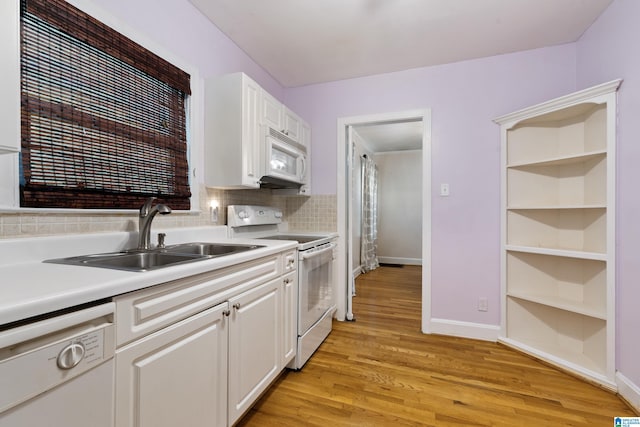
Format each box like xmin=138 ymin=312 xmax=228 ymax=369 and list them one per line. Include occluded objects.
xmin=282 ymin=108 xmax=301 ymax=142
xmin=261 ymin=90 xmax=283 ymax=131
xmin=204 ymin=72 xmax=262 ymax=189
xmin=242 ymin=77 xmax=261 ymax=183
xmin=261 ymin=91 xmax=302 ymax=143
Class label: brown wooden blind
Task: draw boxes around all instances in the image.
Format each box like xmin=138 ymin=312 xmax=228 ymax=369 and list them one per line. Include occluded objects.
xmin=20 ymin=0 xmax=191 ymax=210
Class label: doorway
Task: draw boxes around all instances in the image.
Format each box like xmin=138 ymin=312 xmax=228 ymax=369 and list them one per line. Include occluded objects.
xmin=336 ymin=109 xmax=431 ymax=332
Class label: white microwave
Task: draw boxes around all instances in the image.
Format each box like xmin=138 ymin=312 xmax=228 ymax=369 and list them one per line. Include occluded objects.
xmin=260 ymin=126 xmax=307 ymax=188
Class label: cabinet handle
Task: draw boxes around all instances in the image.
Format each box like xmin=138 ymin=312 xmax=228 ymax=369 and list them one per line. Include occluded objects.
xmin=222 ymin=309 xmax=230 ymax=317
xmin=283 ymin=278 xmax=291 ymax=284
xmin=233 ymin=303 xmax=241 ymax=310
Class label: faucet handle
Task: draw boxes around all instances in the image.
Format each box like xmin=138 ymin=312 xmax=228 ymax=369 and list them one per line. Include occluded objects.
xmin=157 ymin=233 xmax=166 ymax=249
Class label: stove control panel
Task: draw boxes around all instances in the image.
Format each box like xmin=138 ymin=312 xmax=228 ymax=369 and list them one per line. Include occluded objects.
xmin=228 ymin=205 xmax=283 ymax=227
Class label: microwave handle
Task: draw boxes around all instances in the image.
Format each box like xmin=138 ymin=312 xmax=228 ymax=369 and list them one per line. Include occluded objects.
xmin=299 ymin=156 xmax=307 ymax=180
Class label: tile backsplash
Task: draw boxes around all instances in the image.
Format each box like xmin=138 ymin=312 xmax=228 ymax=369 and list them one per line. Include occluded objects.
xmin=0 ymin=185 xmax=336 ymax=238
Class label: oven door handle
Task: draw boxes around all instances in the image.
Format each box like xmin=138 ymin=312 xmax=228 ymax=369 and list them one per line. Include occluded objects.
xmin=300 ymin=243 xmax=336 ymax=261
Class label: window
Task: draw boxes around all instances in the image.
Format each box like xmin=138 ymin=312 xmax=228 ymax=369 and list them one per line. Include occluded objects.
xmin=20 ymin=0 xmax=192 ymax=209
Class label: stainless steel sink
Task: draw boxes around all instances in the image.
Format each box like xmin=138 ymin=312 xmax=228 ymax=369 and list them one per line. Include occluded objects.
xmin=45 ymin=251 xmax=206 ymax=272
xmin=44 ymin=242 xmax=264 ymax=272
xmin=163 ymin=242 xmax=263 ymax=257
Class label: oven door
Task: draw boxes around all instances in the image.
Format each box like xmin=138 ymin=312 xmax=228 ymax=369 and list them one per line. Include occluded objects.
xmin=298 ymin=242 xmax=335 ymax=334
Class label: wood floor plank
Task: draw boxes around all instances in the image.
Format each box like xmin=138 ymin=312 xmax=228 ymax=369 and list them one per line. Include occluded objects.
xmin=236 ymin=265 xmax=634 ymax=426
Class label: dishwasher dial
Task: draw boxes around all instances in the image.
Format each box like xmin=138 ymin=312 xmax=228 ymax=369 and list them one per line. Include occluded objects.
xmin=57 ymin=342 xmax=86 ymax=370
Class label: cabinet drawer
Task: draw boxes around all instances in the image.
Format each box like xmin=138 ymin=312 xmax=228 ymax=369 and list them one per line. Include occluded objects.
xmin=114 ymin=255 xmax=280 ymax=347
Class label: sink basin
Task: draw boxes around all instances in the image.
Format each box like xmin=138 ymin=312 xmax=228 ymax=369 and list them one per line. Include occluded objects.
xmin=164 ymin=242 xmax=264 ymax=257
xmin=46 ymin=251 xmax=206 ymax=272
xmin=84 ymin=252 xmax=204 ymax=271
xmin=44 ymin=243 xmax=264 ymax=272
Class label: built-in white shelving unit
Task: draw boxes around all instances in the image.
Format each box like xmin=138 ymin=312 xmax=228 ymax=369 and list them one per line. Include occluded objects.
xmin=495 ymin=79 xmax=621 ymax=390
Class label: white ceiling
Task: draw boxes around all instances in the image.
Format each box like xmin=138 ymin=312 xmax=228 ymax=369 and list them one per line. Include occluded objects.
xmin=189 ymin=0 xmax=612 ymax=152
xmin=189 ymin=0 xmax=612 ymax=88
xmin=354 ymin=120 xmax=423 ymax=153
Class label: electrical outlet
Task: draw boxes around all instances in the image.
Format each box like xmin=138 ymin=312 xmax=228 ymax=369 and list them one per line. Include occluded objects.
xmin=478 ymin=297 xmax=488 ymax=312
xmin=440 ymin=183 xmax=450 ymax=196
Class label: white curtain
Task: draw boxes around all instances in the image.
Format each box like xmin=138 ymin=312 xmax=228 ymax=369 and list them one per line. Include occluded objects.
xmin=360 ymin=155 xmax=379 ymax=272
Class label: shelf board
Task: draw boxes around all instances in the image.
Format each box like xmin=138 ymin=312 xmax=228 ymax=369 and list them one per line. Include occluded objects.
xmin=505 ymin=245 xmax=606 ymax=261
xmin=507 ymin=292 xmax=606 ymax=320
xmin=497 ymin=337 xmax=615 ymax=390
xmin=507 ymin=150 xmax=606 ymax=169
xmin=507 ymin=205 xmax=606 ymax=210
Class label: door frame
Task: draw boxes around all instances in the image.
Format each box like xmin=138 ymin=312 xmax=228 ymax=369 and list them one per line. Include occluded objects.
xmin=336 ymin=109 xmax=432 ymax=333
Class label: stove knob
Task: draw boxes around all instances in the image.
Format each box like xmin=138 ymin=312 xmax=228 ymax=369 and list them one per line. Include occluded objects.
xmin=238 ymin=210 xmax=249 ymax=219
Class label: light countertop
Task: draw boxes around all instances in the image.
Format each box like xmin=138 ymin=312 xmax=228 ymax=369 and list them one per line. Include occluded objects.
xmin=0 ymin=227 xmax=297 ymax=325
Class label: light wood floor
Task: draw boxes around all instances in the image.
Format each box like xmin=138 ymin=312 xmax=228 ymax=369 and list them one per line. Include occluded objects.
xmin=237 ymin=265 xmax=634 ymax=426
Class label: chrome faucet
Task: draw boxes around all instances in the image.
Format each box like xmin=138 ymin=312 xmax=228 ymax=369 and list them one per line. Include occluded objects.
xmin=138 ymin=197 xmax=171 ymax=250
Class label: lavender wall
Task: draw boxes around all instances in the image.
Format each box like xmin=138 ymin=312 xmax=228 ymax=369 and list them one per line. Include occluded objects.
xmin=285 ymin=45 xmax=577 ymax=324
xmin=86 ymin=0 xmax=283 ymax=97
xmin=576 ymin=0 xmax=640 ymax=389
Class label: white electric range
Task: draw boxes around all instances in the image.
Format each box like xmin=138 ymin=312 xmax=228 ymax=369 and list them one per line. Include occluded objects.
xmin=227 ymin=205 xmax=338 ymax=369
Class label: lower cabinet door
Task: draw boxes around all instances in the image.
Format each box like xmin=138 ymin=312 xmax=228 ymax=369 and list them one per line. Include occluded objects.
xmin=115 ymin=302 xmax=229 ymax=427
xmin=227 ymin=278 xmax=281 ymax=425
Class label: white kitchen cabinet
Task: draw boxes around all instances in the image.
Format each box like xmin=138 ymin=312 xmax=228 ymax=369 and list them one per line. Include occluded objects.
xmin=227 ymin=277 xmax=281 ymax=425
xmin=0 ymin=0 xmax=20 ymax=153
xmin=115 ymin=302 xmax=229 ymax=427
xmin=114 ymin=251 xmax=297 ymax=427
xmin=300 ymin=121 xmax=311 ymax=149
xmin=205 ymin=72 xmax=261 ymax=188
xmin=205 ymin=72 xmax=312 ymax=190
xmin=261 ymin=89 xmax=283 ymax=132
xmin=495 ymin=79 xmax=621 ymax=390
xmin=282 ymin=108 xmax=301 ymax=142
xmin=260 ymin=89 xmax=304 ymax=143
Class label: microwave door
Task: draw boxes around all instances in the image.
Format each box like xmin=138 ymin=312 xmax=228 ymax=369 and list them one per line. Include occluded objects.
xmin=267 ymin=137 xmax=303 ymax=183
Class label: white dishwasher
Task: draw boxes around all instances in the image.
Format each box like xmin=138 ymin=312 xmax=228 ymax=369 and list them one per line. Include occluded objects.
xmin=0 ymin=302 xmax=115 ymax=427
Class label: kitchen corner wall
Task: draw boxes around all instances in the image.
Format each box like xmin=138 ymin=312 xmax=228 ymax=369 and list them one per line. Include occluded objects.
xmin=575 ymin=0 xmax=640 ymax=402
xmin=0 ymin=186 xmax=336 ymax=238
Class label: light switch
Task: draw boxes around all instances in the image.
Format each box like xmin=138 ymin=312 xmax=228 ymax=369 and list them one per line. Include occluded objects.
xmin=440 ymin=183 xmax=450 ymax=196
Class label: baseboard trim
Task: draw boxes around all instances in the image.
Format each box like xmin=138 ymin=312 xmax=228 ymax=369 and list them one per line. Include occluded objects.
xmin=378 ymin=256 xmax=422 ymax=266
xmin=352 ymin=266 xmax=362 ymax=279
xmin=428 ymin=318 xmax=500 ymax=342
xmin=617 ymin=371 xmax=640 ymax=414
